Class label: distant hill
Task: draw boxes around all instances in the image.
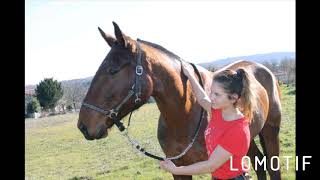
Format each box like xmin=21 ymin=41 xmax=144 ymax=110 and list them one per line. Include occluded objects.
xmin=198 ymin=52 xmax=295 ymax=69
xmin=25 ymin=76 xmax=94 ymax=93
xmin=60 ymin=76 xmax=93 ymax=87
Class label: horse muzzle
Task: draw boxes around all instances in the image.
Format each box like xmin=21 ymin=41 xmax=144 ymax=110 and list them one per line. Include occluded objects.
xmin=77 ymin=121 xmax=108 ymax=140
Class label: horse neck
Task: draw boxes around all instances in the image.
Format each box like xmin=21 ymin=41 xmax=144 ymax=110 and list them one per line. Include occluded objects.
xmin=146 ymin=50 xmax=196 ymax=127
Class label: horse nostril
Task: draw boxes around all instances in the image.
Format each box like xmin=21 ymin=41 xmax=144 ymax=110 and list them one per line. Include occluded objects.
xmin=78 ymin=121 xmax=95 ymax=140
xmin=78 ymin=121 xmax=84 ymax=130
xmin=78 ymin=122 xmax=88 ymax=134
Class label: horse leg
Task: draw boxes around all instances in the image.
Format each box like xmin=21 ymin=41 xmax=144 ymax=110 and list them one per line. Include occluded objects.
xmin=172 ymin=174 xmax=192 ymax=180
xmin=247 ymin=140 xmax=267 ymax=180
xmin=259 ymin=123 xmax=282 ymax=180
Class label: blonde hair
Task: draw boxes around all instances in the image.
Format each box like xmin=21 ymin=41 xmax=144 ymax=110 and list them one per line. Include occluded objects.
xmin=213 ymin=68 xmax=257 ymax=122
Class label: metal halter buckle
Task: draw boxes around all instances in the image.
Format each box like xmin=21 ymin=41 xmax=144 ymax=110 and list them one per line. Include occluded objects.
xmin=136 ymin=65 xmax=143 ymax=76
xmin=109 ymin=110 xmax=118 ymax=119
xmin=135 ymin=96 xmax=141 ymax=104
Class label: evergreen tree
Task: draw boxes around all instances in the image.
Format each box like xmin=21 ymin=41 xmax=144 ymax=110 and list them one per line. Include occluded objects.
xmin=35 ymin=78 xmax=63 ymax=111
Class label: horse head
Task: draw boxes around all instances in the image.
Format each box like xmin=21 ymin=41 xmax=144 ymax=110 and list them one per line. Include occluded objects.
xmin=77 ymin=22 xmax=153 ymax=140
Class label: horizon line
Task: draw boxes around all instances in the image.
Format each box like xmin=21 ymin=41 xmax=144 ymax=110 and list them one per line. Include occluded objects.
xmin=25 ymin=51 xmax=295 ymax=86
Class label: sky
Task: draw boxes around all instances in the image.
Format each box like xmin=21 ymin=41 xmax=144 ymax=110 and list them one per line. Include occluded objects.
xmin=25 ymin=0 xmax=295 ymax=85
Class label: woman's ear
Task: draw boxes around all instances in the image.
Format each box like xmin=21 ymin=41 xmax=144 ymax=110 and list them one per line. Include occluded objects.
xmin=230 ymin=94 xmax=239 ymax=104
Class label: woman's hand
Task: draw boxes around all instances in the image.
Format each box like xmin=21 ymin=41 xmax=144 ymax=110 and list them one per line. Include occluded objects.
xmin=181 ymin=62 xmax=194 ymax=78
xmin=159 ymin=159 xmax=177 ymax=174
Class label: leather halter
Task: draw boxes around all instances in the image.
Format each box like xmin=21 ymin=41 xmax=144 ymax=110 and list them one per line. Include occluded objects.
xmin=82 ymin=40 xmax=144 ymax=131
xmin=81 ymin=39 xmax=205 ymax=161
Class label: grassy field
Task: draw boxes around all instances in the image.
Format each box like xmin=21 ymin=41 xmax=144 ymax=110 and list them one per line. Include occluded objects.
xmin=25 ymin=84 xmax=295 ymax=180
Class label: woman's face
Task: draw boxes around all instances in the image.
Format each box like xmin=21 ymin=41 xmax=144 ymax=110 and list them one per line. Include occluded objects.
xmin=210 ymin=81 xmax=237 ymax=109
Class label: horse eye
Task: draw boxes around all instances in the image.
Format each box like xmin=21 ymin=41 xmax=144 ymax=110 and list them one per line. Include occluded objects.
xmin=108 ymin=62 xmax=130 ymax=75
xmin=109 ymin=68 xmax=119 ymax=75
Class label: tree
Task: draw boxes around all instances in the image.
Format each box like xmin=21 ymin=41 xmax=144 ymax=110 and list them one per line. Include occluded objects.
xmin=271 ymin=61 xmax=279 ymax=72
xmin=262 ymin=61 xmax=272 ymax=70
xmin=27 ymin=97 xmax=41 ymax=114
xmin=35 ymin=78 xmax=64 ymax=111
xmin=262 ymin=60 xmax=278 ymax=73
xmin=207 ymin=65 xmax=217 ymax=72
xmin=67 ymin=104 xmax=73 ymax=111
xmin=279 ymin=58 xmax=296 ymax=84
xmin=25 ymin=95 xmax=33 ymax=115
xmin=62 ymin=82 xmax=87 ymax=111
xmin=57 ymin=98 xmax=67 ymax=114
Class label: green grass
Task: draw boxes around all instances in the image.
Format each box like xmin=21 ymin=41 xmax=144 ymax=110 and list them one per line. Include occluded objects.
xmin=250 ymin=84 xmax=296 ymax=180
xmin=25 ymin=84 xmax=295 ymax=180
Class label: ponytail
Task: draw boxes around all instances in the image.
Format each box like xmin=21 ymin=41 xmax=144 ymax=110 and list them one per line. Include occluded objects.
xmin=236 ymin=68 xmax=257 ymax=122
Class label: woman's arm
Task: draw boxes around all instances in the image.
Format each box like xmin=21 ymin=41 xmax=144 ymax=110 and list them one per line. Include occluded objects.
xmin=182 ymin=63 xmax=212 ymax=112
xmin=159 ymin=145 xmax=232 ymax=175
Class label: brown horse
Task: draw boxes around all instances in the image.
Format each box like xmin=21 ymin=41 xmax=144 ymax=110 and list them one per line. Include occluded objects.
xmin=77 ymin=22 xmax=282 ymax=180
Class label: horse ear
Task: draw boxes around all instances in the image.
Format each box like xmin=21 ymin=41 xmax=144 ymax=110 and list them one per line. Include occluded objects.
xmin=98 ymin=27 xmax=116 ymax=47
xmin=112 ymin=21 xmax=127 ymax=48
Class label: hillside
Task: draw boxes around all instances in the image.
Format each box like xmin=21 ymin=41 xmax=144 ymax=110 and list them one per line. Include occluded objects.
xmin=25 ymin=77 xmax=93 ymax=93
xmin=198 ymin=52 xmax=295 ymax=68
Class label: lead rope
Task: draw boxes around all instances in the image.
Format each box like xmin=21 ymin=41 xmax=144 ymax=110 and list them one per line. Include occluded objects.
xmin=165 ymin=61 xmax=205 ymax=160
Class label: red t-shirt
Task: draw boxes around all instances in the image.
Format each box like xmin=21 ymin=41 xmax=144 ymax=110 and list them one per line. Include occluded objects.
xmin=204 ymin=108 xmax=251 ymax=179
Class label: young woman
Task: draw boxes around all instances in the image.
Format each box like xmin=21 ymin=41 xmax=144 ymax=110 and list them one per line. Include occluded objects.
xmin=159 ymin=62 xmax=257 ymax=180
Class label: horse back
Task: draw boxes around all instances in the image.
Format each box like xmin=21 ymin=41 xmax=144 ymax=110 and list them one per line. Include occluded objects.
xmin=221 ymin=60 xmax=282 ymax=138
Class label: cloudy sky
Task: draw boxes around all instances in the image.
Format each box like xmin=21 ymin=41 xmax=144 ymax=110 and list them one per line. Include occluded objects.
xmin=25 ymin=0 xmax=295 ymax=85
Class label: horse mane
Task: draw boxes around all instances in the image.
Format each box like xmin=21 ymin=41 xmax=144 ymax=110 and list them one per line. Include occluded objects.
xmin=138 ymin=39 xmax=182 ymax=61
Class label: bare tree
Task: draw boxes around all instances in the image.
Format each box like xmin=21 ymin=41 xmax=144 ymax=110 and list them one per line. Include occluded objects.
xmin=62 ymin=82 xmax=88 ymax=112
xmin=57 ymin=98 xmax=67 ymax=114
xmin=262 ymin=61 xmax=273 ymax=72
xmin=207 ymin=65 xmax=217 ymax=72
xmin=279 ymin=58 xmax=296 ymax=84
xmin=271 ymin=61 xmax=279 ymax=72
xmin=262 ymin=60 xmax=278 ymax=73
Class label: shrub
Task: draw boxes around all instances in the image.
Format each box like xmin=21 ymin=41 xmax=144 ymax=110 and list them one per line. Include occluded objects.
xmin=27 ymin=97 xmax=41 ymax=114
xmin=67 ymin=104 xmax=73 ymax=111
